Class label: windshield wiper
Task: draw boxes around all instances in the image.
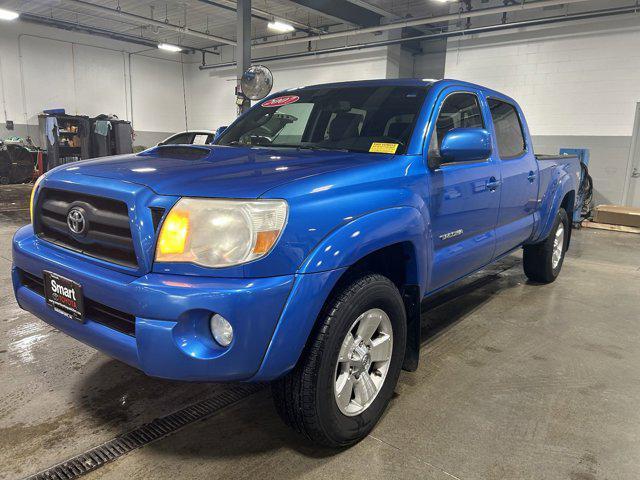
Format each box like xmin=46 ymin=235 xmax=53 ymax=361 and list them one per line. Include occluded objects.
xmin=272 ymin=144 xmax=350 ymax=153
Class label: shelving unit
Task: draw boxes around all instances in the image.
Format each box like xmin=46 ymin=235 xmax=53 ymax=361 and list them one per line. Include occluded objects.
xmin=38 ymin=114 xmax=91 ymax=171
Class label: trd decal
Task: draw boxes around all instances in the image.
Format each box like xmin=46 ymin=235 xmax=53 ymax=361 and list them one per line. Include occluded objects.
xmin=439 ymin=229 xmax=464 ymax=241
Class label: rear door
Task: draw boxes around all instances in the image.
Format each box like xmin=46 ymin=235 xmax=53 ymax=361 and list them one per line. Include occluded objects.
xmin=426 ymin=88 xmax=501 ymax=292
xmin=484 ymin=97 xmax=539 ymax=257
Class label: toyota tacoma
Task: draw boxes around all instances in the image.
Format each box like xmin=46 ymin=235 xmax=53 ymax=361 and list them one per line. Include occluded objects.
xmin=12 ymin=79 xmax=581 ymax=447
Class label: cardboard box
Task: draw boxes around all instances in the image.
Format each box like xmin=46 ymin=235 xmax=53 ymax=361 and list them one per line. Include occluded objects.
xmin=593 ymin=205 xmax=640 ymax=228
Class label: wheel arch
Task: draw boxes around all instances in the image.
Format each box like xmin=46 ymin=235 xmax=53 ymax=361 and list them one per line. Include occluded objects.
xmin=530 ymin=171 xmax=576 ymax=245
xmin=252 ymin=207 xmax=429 ymax=381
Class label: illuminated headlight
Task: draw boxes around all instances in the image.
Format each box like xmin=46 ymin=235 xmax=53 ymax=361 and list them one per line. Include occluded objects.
xmin=155 ymin=198 xmax=288 ymax=268
xmin=29 ymin=174 xmax=46 ymax=224
xmin=210 ymin=314 xmax=233 ymax=347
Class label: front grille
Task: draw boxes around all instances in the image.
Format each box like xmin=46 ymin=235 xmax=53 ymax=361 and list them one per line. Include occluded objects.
xmin=19 ymin=269 xmax=136 ymax=336
xmin=34 ymin=188 xmax=137 ymax=268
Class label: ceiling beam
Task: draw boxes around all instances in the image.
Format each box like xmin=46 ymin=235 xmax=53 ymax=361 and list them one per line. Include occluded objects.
xmin=253 ymin=0 xmax=593 ymax=49
xmin=197 ymin=0 xmax=324 ymax=34
xmin=60 ymin=0 xmax=236 ymax=45
xmin=287 ymin=0 xmax=382 ymax=27
xmin=202 ymin=4 xmax=640 ymax=69
xmin=19 ymin=13 xmax=220 ymax=54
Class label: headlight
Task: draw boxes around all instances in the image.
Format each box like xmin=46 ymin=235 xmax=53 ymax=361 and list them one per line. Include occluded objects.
xmin=155 ymin=198 xmax=288 ymax=268
xmin=30 ymin=174 xmax=46 ymax=223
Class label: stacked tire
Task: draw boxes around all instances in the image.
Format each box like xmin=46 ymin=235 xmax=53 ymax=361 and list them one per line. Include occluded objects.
xmin=0 ymin=144 xmax=35 ymax=184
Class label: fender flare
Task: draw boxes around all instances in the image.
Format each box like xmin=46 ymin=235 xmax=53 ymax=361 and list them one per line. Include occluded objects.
xmin=299 ymin=206 xmax=429 ymax=290
xmin=531 ymin=173 xmax=573 ymax=244
xmin=252 ymin=207 xmax=430 ymax=381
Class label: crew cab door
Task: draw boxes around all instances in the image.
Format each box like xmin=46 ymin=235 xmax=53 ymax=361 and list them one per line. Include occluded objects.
xmin=425 ymin=89 xmax=501 ymax=292
xmin=484 ymin=97 xmax=539 ymax=256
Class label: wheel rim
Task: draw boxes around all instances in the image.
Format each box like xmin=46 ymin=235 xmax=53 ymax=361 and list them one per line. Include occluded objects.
xmin=552 ymin=223 xmax=565 ymax=269
xmin=333 ymin=308 xmax=393 ymax=416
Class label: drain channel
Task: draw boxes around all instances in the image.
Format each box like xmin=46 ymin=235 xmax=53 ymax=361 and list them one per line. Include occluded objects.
xmin=23 ymin=384 xmax=264 ymax=480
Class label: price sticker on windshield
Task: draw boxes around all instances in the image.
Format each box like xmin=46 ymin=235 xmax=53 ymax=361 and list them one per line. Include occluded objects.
xmin=262 ymin=95 xmax=300 ymax=107
xmin=369 ymin=142 xmax=399 ymax=154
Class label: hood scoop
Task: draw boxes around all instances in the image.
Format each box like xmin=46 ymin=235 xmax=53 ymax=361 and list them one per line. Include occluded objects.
xmin=142 ymin=145 xmax=211 ymax=160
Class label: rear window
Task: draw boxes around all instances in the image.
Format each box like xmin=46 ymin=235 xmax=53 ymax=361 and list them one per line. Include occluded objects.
xmin=487 ymin=99 xmax=526 ymax=158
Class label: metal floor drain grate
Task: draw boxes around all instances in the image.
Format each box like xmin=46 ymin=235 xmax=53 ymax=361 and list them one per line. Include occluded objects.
xmin=23 ymin=384 xmax=264 ymax=480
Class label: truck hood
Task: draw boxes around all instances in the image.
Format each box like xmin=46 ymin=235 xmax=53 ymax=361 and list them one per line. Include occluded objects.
xmin=58 ymin=145 xmax=390 ymax=198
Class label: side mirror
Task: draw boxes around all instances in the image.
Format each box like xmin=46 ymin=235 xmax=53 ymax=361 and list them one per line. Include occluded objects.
xmin=213 ymin=126 xmax=228 ymax=142
xmin=433 ymin=128 xmax=492 ymax=167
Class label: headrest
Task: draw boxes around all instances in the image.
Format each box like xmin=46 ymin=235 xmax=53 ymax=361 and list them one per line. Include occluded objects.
xmin=328 ymin=112 xmax=363 ymax=141
xmin=387 ymin=122 xmax=411 ymax=140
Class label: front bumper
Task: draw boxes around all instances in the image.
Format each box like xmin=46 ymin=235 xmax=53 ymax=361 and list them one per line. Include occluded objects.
xmin=12 ymin=225 xmax=296 ymax=381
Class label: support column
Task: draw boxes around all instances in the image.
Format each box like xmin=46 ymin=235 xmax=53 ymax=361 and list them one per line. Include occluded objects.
xmin=236 ymin=0 xmax=251 ymax=114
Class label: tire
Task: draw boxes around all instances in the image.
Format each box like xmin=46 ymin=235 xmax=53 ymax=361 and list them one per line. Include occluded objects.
xmin=272 ymin=273 xmax=407 ymax=447
xmin=523 ymin=208 xmax=569 ymax=283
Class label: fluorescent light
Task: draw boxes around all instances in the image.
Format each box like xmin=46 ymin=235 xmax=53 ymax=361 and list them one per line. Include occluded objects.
xmin=0 ymin=8 xmax=19 ymax=21
xmin=158 ymin=43 xmax=182 ymax=52
xmin=268 ymin=21 xmax=295 ymax=33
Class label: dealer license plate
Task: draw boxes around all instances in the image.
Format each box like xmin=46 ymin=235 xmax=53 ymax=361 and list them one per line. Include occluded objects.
xmin=43 ymin=271 xmax=85 ymax=321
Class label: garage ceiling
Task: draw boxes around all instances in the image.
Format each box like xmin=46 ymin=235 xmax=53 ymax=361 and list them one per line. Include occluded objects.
xmin=0 ymin=0 xmax=451 ymax=53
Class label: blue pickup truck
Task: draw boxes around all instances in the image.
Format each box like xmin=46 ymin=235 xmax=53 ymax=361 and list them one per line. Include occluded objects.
xmin=12 ymin=79 xmax=580 ymax=447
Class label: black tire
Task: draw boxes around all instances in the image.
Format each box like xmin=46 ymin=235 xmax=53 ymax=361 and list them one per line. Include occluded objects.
xmin=272 ymin=273 xmax=407 ymax=447
xmin=523 ymin=208 xmax=569 ymax=283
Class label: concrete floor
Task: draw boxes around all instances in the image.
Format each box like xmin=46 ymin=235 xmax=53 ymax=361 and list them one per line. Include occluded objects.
xmin=1 ymin=183 xmax=640 ymax=480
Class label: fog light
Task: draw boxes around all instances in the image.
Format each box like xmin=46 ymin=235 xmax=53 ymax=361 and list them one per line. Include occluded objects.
xmin=210 ymin=314 xmax=233 ymax=347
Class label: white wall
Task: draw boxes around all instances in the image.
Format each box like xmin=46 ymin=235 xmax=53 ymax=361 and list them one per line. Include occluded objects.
xmin=1 ymin=20 xmax=398 ymax=146
xmin=444 ymin=15 xmax=640 ymax=137
xmin=442 ymin=14 xmax=640 ymax=205
xmin=184 ymin=47 xmax=392 ymax=131
xmin=0 ymin=21 xmax=187 ymax=145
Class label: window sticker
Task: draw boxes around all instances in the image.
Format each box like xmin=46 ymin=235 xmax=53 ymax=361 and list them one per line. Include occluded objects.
xmin=261 ymin=95 xmax=300 ymax=107
xmin=369 ymin=142 xmax=399 ymax=154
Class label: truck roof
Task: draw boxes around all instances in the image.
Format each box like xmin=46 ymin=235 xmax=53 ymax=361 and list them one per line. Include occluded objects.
xmin=279 ymin=78 xmax=516 ymax=104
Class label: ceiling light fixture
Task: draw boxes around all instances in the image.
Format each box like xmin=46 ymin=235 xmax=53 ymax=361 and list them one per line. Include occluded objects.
xmin=268 ymin=21 xmax=295 ymax=33
xmin=158 ymin=43 xmax=182 ymax=52
xmin=0 ymin=8 xmax=19 ymax=21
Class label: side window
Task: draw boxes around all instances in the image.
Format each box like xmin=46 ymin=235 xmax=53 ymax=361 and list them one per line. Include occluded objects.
xmin=487 ymin=99 xmax=526 ymax=158
xmin=429 ymin=93 xmax=484 ymax=159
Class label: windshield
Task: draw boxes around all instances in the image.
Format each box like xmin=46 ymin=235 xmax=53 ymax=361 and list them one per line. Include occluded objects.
xmin=216 ymin=85 xmax=428 ymax=154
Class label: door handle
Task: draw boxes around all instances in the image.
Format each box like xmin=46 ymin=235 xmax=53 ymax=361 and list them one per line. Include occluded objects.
xmin=486 ymin=177 xmax=501 ymax=191
xmin=632 ymin=168 xmax=640 ymax=179
xmin=528 ymin=171 xmax=537 ymax=182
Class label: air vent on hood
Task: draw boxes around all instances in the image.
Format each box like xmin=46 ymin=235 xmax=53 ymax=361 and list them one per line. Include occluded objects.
xmin=152 ymin=145 xmax=211 ymax=160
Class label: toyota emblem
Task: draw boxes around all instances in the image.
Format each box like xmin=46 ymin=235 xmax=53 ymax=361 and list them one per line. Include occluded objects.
xmin=67 ymin=207 xmax=87 ymax=235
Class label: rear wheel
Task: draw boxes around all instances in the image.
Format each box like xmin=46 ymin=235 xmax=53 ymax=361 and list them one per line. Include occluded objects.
xmin=523 ymin=208 xmax=569 ymax=283
xmin=272 ymin=273 xmax=407 ymax=447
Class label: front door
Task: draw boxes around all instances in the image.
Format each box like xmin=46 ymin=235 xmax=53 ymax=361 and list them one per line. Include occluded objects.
xmin=624 ymin=102 xmax=640 ymax=207
xmin=425 ymin=89 xmax=501 ymax=292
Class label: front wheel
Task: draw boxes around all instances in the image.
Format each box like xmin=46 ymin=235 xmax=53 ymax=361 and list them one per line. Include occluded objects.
xmin=272 ymin=273 xmax=407 ymax=447
xmin=523 ymin=208 xmax=569 ymax=283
